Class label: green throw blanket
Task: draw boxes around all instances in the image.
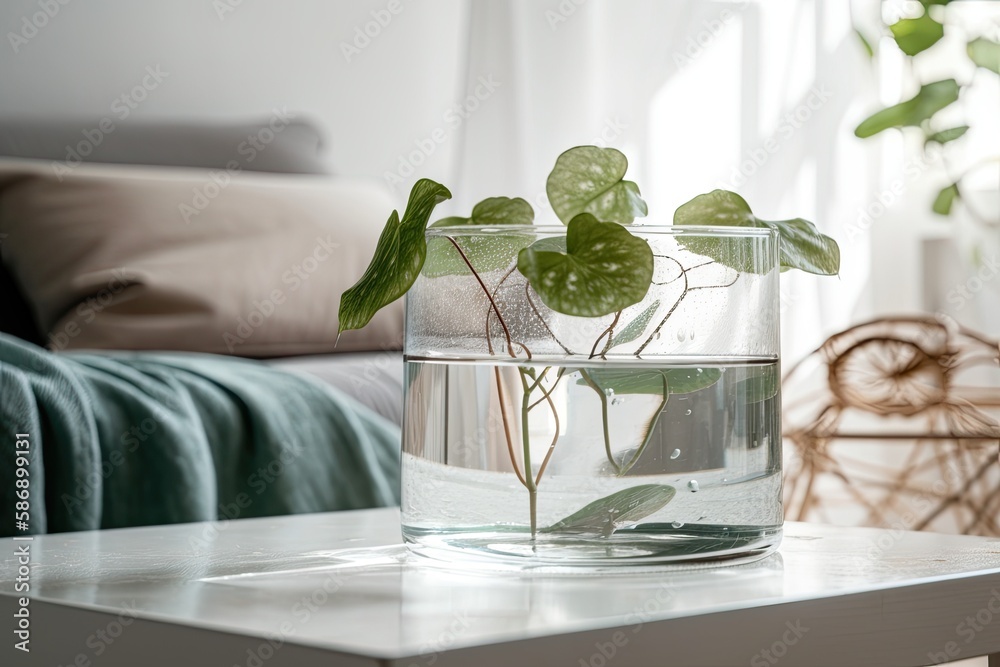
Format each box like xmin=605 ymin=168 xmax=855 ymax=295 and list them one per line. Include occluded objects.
xmin=0 ymin=334 xmax=400 ymax=536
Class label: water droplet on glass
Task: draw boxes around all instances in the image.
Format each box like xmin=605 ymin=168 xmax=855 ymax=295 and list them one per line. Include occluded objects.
xmin=684 ymin=409 xmax=692 ymax=416
xmin=670 ymin=448 xmax=681 ymax=460
xmin=611 ymin=397 xmax=624 ymax=406
xmin=722 ymin=478 xmax=729 ymax=483
xmin=671 ymin=521 xmax=684 ymax=529
xmin=676 ymin=329 xmax=686 ymax=342
xmin=689 ymin=329 xmax=696 ymax=340
xmin=687 ymin=480 xmax=700 ymax=492
xmin=655 ymin=331 xmax=661 ymax=340
xmin=696 ymin=368 xmax=703 ymax=374
xmin=605 ymin=388 xmax=615 ymax=397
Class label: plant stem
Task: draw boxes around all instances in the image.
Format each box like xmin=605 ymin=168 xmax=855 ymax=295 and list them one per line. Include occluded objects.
xmin=518 ymin=367 xmax=538 ymax=536
xmin=618 ymin=373 xmax=669 ymax=476
xmin=445 ymin=236 xmax=518 ymax=358
xmin=494 ymin=367 xmax=526 ymax=487
xmin=578 ymin=368 xmax=620 ymax=475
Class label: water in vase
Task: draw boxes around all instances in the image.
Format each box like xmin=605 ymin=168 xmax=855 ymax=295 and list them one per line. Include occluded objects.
xmin=401 ymin=356 xmax=783 ymax=567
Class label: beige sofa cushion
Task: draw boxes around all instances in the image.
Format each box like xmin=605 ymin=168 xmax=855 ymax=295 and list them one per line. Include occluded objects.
xmin=0 ymin=159 xmax=401 ymax=356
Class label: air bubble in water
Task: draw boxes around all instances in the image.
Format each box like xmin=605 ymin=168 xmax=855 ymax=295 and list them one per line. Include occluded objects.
xmin=670 ymin=449 xmax=681 ymax=460
xmin=605 ymin=388 xmax=615 ymax=397
xmin=684 ymin=409 xmax=692 ymax=416
xmin=671 ymin=521 xmax=684 ymax=529
xmin=676 ymin=329 xmax=686 ymax=342
xmin=689 ymin=329 xmax=696 ymax=340
xmin=687 ymin=480 xmax=700 ymax=492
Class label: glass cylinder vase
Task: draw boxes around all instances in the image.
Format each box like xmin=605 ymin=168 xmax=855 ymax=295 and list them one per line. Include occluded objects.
xmin=401 ymin=225 xmax=781 ymax=569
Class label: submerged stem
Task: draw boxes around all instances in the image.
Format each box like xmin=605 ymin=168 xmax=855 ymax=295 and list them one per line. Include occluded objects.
xmin=518 ymin=368 xmax=538 ymax=536
xmin=578 ymin=368 xmax=620 ymax=475
xmin=618 ymin=373 xmax=669 ymax=477
xmin=494 ymin=367 xmax=526 ymax=488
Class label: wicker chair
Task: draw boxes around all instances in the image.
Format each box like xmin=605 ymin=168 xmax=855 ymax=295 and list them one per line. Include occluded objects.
xmin=782 ymin=316 xmax=1000 ymax=535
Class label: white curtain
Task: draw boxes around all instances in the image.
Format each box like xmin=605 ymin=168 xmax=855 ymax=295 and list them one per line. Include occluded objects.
xmin=446 ymin=0 xmax=879 ymax=363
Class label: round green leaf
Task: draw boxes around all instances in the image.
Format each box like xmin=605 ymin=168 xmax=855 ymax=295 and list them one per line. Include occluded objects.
xmin=968 ymin=37 xmax=1000 ymax=75
xmin=546 ymin=146 xmax=648 ymax=225
xmin=517 ymin=213 xmax=654 ymax=317
xmin=424 ymin=197 xmax=535 ymax=277
xmin=674 ymin=190 xmax=840 ymax=276
xmin=337 ymin=179 xmax=451 ymax=335
xmin=890 ymin=12 xmax=944 ymax=56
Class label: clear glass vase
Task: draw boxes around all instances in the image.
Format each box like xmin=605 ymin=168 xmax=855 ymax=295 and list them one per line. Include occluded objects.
xmin=401 ymin=225 xmax=781 ymax=569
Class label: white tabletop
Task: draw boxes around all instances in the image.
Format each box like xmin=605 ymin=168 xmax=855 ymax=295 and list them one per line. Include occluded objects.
xmin=3 ymin=509 xmax=1000 ymax=667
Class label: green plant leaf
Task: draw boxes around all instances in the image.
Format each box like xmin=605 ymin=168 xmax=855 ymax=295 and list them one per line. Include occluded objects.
xmin=517 ymin=213 xmax=654 ymax=317
xmin=541 ymin=484 xmax=676 ymax=534
xmin=337 ymin=179 xmax=451 ymax=334
xmin=673 ymin=190 xmax=840 ymax=276
xmin=932 ymin=182 xmax=960 ymax=215
xmin=608 ymin=300 xmax=661 ymax=350
xmin=735 ymin=365 xmax=780 ymax=403
xmin=925 ymin=125 xmax=969 ymax=145
xmin=546 ymin=146 xmax=648 ymax=225
xmin=968 ymin=37 xmax=1000 ymax=75
xmin=578 ymin=367 xmax=722 ymax=396
xmin=889 ymin=12 xmax=944 ymax=56
xmin=855 ymin=28 xmax=875 ymax=59
xmin=424 ymin=197 xmax=534 ymax=277
xmin=855 ymin=79 xmax=960 ymax=138
xmin=430 ymin=196 xmax=534 ymax=228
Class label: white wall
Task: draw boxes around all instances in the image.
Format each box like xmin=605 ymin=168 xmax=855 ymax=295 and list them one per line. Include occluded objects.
xmin=0 ymin=0 xmax=468 ymax=203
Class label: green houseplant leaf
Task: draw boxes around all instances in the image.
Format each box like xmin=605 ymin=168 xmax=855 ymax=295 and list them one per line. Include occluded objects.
xmin=579 ymin=367 xmax=722 ymax=396
xmin=889 ymin=12 xmax=944 ymax=56
xmin=734 ymin=365 xmax=780 ymax=403
xmin=607 ymin=300 xmax=661 ymax=350
xmin=431 ymin=196 xmax=534 ymax=228
xmin=517 ymin=213 xmax=654 ymax=317
xmin=926 ymin=125 xmax=969 ymax=145
xmin=541 ymin=484 xmax=676 ymax=534
xmin=673 ymin=190 xmax=840 ymax=276
xmin=546 ymin=146 xmax=648 ymax=225
xmin=424 ymin=197 xmax=535 ymax=278
xmin=932 ymin=182 xmax=960 ymax=215
xmin=968 ymin=37 xmax=1000 ymax=75
xmin=337 ymin=179 xmax=451 ymax=335
xmin=854 ymin=79 xmax=960 ymax=138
